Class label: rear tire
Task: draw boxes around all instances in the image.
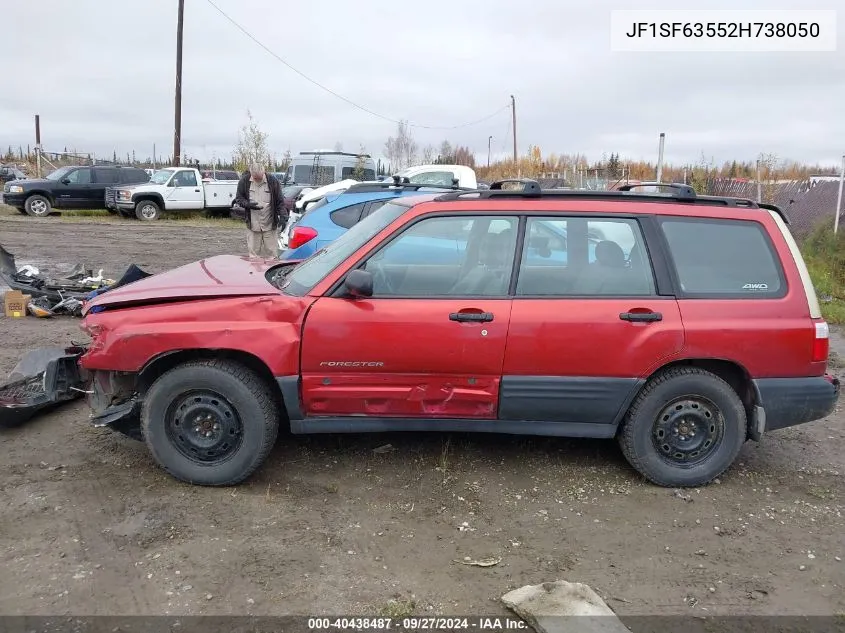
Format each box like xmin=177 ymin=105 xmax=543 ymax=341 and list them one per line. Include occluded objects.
xmin=618 ymin=367 xmax=746 ymax=487
xmin=141 ymin=360 xmax=280 ymax=486
xmin=135 ymin=200 xmax=161 ymax=221
xmin=24 ymin=194 xmax=52 ymax=217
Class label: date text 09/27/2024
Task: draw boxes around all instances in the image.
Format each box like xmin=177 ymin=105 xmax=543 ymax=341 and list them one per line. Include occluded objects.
xmin=307 ymin=617 xmax=528 ymax=631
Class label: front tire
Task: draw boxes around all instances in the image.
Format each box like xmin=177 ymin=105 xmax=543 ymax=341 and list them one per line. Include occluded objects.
xmin=135 ymin=200 xmax=161 ymax=221
xmin=141 ymin=360 xmax=280 ymax=486
xmin=618 ymin=367 xmax=746 ymax=487
xmin=25 ymin=194 xmax=52 ymax=217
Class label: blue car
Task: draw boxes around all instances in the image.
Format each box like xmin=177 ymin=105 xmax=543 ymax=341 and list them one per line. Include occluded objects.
xmin=281 ymin=183 xmax=466 ymax=261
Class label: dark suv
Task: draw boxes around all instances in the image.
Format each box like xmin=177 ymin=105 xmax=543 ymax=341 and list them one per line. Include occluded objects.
xmin=3 ymin=165 xmax=150 ymax=217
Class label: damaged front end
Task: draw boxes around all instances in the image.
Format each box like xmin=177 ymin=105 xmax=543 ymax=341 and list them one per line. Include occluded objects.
xmin=0 ymin=346 xmax=87 ymax=428
xmin=88 ymin=370 xmax=142 ymax=440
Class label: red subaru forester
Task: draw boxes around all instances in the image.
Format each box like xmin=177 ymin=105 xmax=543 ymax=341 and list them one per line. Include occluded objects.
xmin=79 ymin=181 xmax=840 ymax=488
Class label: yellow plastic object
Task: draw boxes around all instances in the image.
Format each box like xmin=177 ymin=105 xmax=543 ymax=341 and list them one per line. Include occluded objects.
xmin=27 ymin=302 xmax=53 ymax=318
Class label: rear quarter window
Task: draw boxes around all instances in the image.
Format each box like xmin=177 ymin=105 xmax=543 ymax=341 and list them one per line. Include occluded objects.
xmin=329 ymin=202 xmax=366 ymax=229
xmin=660 ymin=217 xmax=786 ymax=298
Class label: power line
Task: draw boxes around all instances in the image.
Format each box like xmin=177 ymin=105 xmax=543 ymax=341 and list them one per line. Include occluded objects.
xmin=203 ymin=0 xmax=510 ymax=130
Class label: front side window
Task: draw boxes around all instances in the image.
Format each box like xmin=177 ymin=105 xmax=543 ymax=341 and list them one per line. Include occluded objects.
xmin=516 ymin=216 xmax=655 ymax=296
xmin=150 ymin=170 xmax=174 ymax=185
xmin=660 ymin=218 xmax=784 ymax=296
xmin=64 ymin=168 xmax=92 ymax=184
xmin=172 ymin=170 xmax=198 ymax=187
xmin=363 ymin=215 xmax=518 ymax=297
xmin=45 ymin=166 xmax=73 ymax=181
xmin=280 ymin=202 xmax=409 ymax=296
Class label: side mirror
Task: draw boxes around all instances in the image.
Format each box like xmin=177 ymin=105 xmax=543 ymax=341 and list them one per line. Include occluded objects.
xmin=60 ymin=178 xmax=71 ymax=185
xmin=344 ymin=269 xmax=373 ymax=298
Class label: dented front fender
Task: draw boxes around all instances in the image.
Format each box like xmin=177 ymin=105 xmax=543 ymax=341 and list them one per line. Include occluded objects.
xmin=80 ymin=294 xmax=315 ymax=376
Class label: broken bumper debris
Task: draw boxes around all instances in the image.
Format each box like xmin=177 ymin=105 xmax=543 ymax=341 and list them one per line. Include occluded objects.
xmin=0 ymin=346 xmax=87 ymax=428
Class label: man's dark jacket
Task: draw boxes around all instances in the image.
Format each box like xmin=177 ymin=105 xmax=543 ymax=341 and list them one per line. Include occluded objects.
xmin=233 ymin=173 xmax=287 ymax=230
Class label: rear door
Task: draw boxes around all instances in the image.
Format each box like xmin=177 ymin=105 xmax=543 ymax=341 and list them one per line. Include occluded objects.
xmin=93 ymin=168 xmax=120 ymax=207
xmin=502 ymin=214 xmax=684 ymax=429
xmin=300 ymin=214 xmax=520 ymax=419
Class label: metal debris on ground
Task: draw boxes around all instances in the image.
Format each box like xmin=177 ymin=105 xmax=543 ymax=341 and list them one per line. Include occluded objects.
xmin=0 ymin=346 xmax=87 ymax=428
xmin=372 ymin=444 xmax=395 ymax=454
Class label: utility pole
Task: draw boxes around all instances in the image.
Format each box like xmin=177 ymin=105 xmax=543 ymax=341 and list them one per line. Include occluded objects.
xmin=34 ymin=114 xmax=42 ymax=178
xmin=153 ymin=143 xmax=157 ymax=170
xmin=173 ymin=0 xmax=185 ymax=167
xmin=510 ymin=95 xmax=517 ymax=164
xmin=655 ymin=132 xmax=665 ymax=183
xmin=487 ymin=135 xmax=492 ymax=168
xmin=756 ymin=159 xmax=762 ymax=202
xmin=835 ymin=154 xmax=845 ymax=235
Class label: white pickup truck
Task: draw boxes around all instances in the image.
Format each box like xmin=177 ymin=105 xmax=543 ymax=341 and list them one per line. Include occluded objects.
xmin=106 ymin=167 xmax=238 ymax=221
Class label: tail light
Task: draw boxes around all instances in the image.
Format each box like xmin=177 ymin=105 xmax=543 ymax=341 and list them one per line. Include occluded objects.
xmin=812 ymin=320 xmax=829 ymax=363
xmin=288 ymin=226 xmax=318 ymax=250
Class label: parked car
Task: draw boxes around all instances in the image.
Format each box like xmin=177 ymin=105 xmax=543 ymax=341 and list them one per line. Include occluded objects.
xmin=105 ymin=167 xmax=239 ymax=220
xmin=282 ymin=185 xmax=309 ymax=212
xmin=0 ymin=165 xmax=27 ymax=185
xmin=78 ymin=180 xmax=839 ymax=488
xmin=280 ymin=181 xmax=474 ymax=257
xmin=284 ymin=150 xmax=377 ymax=186
xmin=3 ymin=165 xmax=150 ymax=217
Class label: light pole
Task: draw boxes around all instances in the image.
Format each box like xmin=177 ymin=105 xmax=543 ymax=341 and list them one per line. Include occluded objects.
xmin=487 ymin=136 xmax=492 ymax=168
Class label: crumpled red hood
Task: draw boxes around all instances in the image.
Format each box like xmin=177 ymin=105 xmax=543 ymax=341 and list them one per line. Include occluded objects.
xmin=83 ymin=255 xmax=287 ymax=313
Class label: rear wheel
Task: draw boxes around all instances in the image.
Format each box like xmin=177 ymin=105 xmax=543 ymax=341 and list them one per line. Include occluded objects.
xmin=141 ymin=360 xmax=280 ymax=486
xmin=24 ymin=194 xmax=51 ymax=217
xmin=618 ymin=367 xmax=746 ymax=487
xmin=135 ymin=200 xmax=161 ymax=221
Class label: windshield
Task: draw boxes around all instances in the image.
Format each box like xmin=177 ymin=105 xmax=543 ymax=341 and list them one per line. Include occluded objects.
xmin=45 ymin=166 xmax=73 ymax=181
xmin=150 ymin=169 xmax=175 ymax=185
xmin=280 ymin=201 xmax=409 ymax=296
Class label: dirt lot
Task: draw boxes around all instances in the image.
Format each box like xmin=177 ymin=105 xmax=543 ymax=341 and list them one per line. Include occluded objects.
xmin=0 ymin=213 xmax=843 ymax=618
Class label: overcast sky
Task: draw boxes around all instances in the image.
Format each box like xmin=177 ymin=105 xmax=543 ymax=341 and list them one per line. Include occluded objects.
xmin=3 ymin=0 xmax=843 ymax=168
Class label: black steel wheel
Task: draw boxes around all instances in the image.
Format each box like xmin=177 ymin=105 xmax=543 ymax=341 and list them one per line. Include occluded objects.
xmin=165 ymin=390 xmax=244 ymax=465
xmin=652 ymin=396 xmax=725 ymax=466
xmin=141 ymin=360 xmax=280 ymax=486
xmin=619 ymin=367 xmax=746 ymax=487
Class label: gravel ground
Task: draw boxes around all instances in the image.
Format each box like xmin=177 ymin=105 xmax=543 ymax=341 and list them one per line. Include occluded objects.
xmin=0 ymin=213 xmax=843 ymax=618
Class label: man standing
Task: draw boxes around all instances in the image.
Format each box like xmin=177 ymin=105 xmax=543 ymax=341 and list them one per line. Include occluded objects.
xmin=234 ymin=163 xmax=286 ymax=258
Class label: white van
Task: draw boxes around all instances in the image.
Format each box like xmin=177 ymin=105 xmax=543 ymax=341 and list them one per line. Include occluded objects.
xmin=285 ymin=150 xmax=377 ymax=186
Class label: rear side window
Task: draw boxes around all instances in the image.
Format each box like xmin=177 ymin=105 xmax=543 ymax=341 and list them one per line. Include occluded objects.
xmin=330 ymin=202 xmax=366 ymax=229
xmin=120 ymin=168 xmax=149 ymax=184
xmin=660 ymin=218 xmax=785 ymax=297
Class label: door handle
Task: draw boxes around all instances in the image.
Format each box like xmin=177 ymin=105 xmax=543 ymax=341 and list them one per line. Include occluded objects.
xmin=620 ymin=311 xmax=662 ymax=322
xmin=195 ymin=189 xmax=201 ymax=192
xmin=450 ymin=311 xmax=494 ymax=323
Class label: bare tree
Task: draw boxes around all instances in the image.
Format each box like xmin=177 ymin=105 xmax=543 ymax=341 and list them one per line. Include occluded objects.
xmin=439 ymin=140 xmax=453 ymax=163
xmin=422 ymin=144 xmax=435 ymax=164
xmin=334 ymin=141 xmax=344 ymax=152
xmin=233 ymin=110 xmax=270 ymax=171
xmin=384 ymin=120 xmax=418 ymax=170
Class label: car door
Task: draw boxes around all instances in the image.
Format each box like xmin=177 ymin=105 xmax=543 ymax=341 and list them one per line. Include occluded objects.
xmin=502 ymin=214 xmax=684 ymax=430
xmin=55 ymin=167 xmax=95 ymax=208
xmin=164 ymin=169 xmax=204 ymax=210
xmin=93 ymin=167 xmax=120 ymax=207
xmin=299 ymin=214 xmax=520 ymax=419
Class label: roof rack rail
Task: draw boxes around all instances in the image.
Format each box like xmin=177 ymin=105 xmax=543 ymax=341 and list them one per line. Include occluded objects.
xmin=617 ymin=182 xmax=696 ymax=199
xmin=489 ymin=178 xmax=541 ymax=194
xmin=344 ymin=178 xmax=473 ymax=194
